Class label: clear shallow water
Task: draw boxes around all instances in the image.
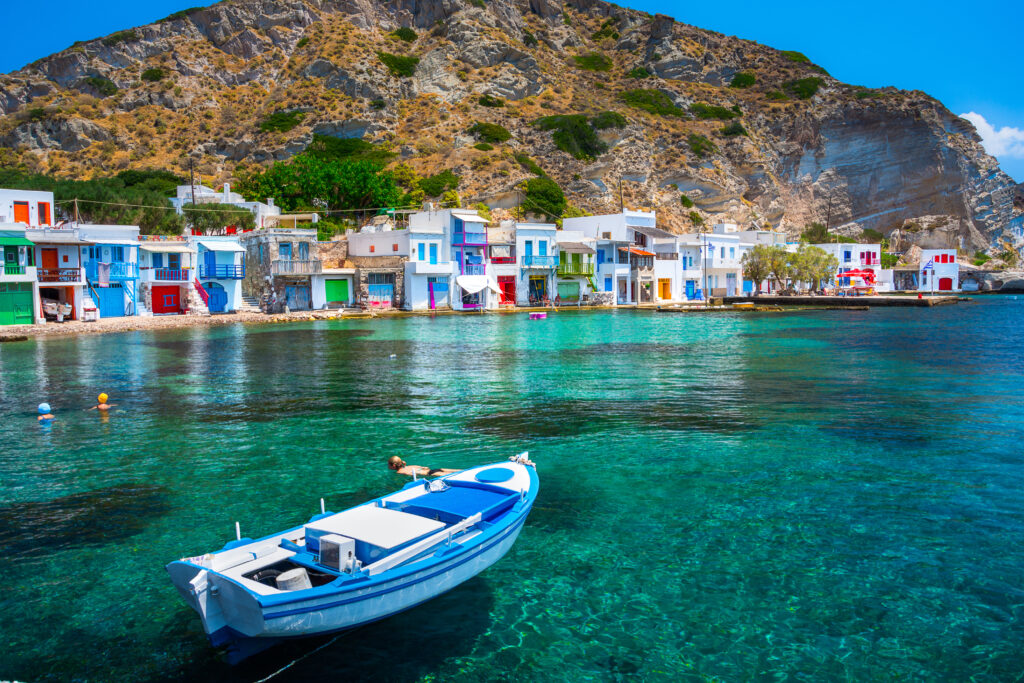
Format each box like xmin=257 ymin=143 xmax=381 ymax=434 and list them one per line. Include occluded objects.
xmin=2 ymin=301 xmax=1024 ymax=681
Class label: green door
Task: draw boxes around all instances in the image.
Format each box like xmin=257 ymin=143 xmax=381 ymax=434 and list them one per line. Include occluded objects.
xmin=324 ymin=279 xmax=349 ymax=303
xmin=0 ymin=283 xmax=34 ymax=325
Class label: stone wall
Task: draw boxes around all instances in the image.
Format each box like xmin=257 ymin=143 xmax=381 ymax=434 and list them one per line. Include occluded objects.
xmin=318 ymin=237 xmax=348 ymax=268
xmin=347 ymin=255 xmax=406 ymax=308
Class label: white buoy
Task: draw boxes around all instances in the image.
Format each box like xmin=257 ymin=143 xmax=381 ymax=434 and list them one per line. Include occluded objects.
xmin=235 ymin=521 xmax=241 ymax=541
xmin=320 ymin=498 xmax=326 ymax=514
xmin=389 ymin=353 xmax=397 ymax=359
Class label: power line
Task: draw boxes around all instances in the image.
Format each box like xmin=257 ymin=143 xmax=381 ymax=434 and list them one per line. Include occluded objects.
xmin=53 ymin=197 xmax=450 ymax=217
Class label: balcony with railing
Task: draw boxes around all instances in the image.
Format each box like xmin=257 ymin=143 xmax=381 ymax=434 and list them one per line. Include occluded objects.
xmin=142 ymin=267 xmax=192 ymax=283
xmin=200 ymin=263 xmax=245 ymax=279
xmin=557 ymin=260 xmax=595 ymax=276
xmin=1 ymin=264 xmax=36 ymax=281
xmin=85 ymin=261 xmax=139 ymax=281
xmin=655 ymin=252 xmax=679 ymax=261
xmin=452 ymin=230 xmax=488 ymax=246
xmin=521 ymin=254 xmax=557 ymax=268
xmin=38 ymin=267 xmax=84 ymax=283
xmin=461 ymin=263 xmax=486 ymax=275
xmin=860 ymin=258 xmax=881 ymax=266
xmin=271 ymin=259 xmax=322 ymax=275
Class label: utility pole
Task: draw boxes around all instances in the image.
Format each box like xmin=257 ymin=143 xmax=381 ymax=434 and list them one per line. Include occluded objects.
xmin=73 ymin=198 xmax=79 ymax=224
xmin=189 ymin=158 xmax=196 ymax=207
xmin=825 ymin=193 xmax=834 ymax=242
xmin=618 ymin=177 xmax=624 ymax=213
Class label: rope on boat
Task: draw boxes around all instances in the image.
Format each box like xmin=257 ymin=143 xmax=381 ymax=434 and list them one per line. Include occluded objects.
xmin=251 ymin=632 xmax=345 ymax=683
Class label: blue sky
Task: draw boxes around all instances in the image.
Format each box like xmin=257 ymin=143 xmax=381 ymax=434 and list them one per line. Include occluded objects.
xmin=1 ymin=0 xmax=1021 ymax=180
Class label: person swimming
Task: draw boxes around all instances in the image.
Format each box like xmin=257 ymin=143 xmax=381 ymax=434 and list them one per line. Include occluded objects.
xmin=37 ymin=403 xmax=55 ymax=422
xmin=88 ymin=393 xmax=116 ymax=411
xmin=387 ymin=456 xmax=459 ymax=477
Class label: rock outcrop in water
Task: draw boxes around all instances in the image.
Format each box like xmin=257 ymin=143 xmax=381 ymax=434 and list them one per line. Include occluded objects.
xmin=0 ymin=0 xmax=1020 ymax=250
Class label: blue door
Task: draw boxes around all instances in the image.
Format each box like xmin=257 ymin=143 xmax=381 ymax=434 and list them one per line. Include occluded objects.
xmin=604 ymin=277 xmax=612 ymax=292
xmin=524 ymin=241 xmax=533 ymax=257
xmin=96 ymin=286 xmax=124 ymax=318
xmin=685 ymin=280 xmax=696 ymax=299
xmin=204 ymin=250 xmax=217 ymax=277
xmin=206 ymin=283 xmax=227 ymax=313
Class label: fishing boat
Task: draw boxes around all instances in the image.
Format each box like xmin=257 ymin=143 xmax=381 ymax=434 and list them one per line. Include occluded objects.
xmin=166 ymin=453 xmax=538 ymax=662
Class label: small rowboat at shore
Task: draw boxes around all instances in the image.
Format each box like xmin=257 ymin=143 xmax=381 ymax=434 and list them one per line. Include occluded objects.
xmin=166 ymin=454 xmax=538 ymax=663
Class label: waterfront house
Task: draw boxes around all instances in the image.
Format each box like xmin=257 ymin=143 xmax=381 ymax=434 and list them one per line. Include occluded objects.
xmin=678 ymin=225 xmax=745 ymax=297
xmin=0 ymin=188 xmax=55 ymax=227
xmin=449 ymin=209 xmax=495 ymax=310
xmin=27 ymin=225 xmax=90 ymax=321
xmin=312 ymin=237 xmax=356 ymax=310
xmin=347 ymin=216 xmax=407 ymax=310
xmin=78 ymin=224 xmax=141 ymax=318
xmin=0 ymin=223 xmax=40 ymax=325
xmin=189 ymin=234 xmax=246 ymax=313
xmin=555 ymin=231 xmax=597 ymax=304
xmin=487 ymin=223 xmax=517 ymax=306
xmin=813 ymin=241 xmax=883 ymax=291
xmin=240 ymin=228 xmax=321 ymax=311
xmin=138 ymin=236 xmax=198 ymax=315
xmin=515 ymin=222 xmax=558 ymax=305
xmin=918 ymin=248 xmax=960 ymax=292
xmin=404 ymin=210 xmax=454 ymax=311
xmin=563 ymin=210 xmax=674 ymax=304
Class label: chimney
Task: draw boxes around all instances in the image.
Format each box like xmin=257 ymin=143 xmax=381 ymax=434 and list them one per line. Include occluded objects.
xmin=223 ymin=183 xmax=230 ymax=199
xmin=267 ymin=198 xmax=275 ymax=208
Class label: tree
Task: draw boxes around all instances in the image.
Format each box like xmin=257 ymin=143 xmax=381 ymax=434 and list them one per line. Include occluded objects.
xmin=183 ymin=203 xmax=256 ymax=233
xmin=787 ymin=244 xmax=815 ymax=291
xmin=520 ymin=176 xmax=566 ymax=220
xmin=803 ymin=245 xmax=838 ymax=290
xmin=765 ymin=245 xmax=792 ymax=290
xmin=237 ymin=156 xmax=401 ymax=213
xmin=741 ymin=244 xmax=776 ymax=295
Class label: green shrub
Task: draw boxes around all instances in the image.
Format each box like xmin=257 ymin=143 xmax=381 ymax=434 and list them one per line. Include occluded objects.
xmin=296 ymin=37 xmax=310 ymax=48
xmin=881 ymin=252 xmax=899 ymax=268
xmin=469 ymin=0 xmax=485 ymax=8
xmin=781 ymin=50 xmax=810 ymax=64
xmin=80 ymin=76 xmax=118 ymax=97
xmin=573 ymin=53 xmax=613 ymax=71
xmin=687 ymin=133 xmax=716 ymax=158
xmin=478 ymin=93 xmax=504 ymax=107
xmin=973 ymin=251 xmax=991 ymax=266
xmin=473 ymin=142 xmax=494 ymax=151
xmin=618 ymin=89 xmax=684 ymax=116
xmin=860 ymin=228 xmax=884 ymax=242
xmin=370 ymin=99 xmax=386 ymax=110
xmin=377 ymin=51 xmax=419 ymax=77
xmin=853 ymin=87 xmax=882 ymax=99
xmin=783 ymin=77 xmax=823 ymax=99
xmin=419 ymin=169 xmax=460 ymax=197
xmin=303 ymin=135 xmax=395 ymax=164
xmin=141 ymin=68 xmax=164 ymax=82
xmin=26 ymin=107 xmax=46 ymax=122
xmin=626 ymin=66 xmax=651 ymax=79
xmin=688 ymin=211 xmax=704 ymax=225
xmin=523 ymin=31 xmax=538 ymax=47
xmin=680 ymin=194 xmax=694 ymax=208
xmin=515 ymin=153 xmax=545 ymax=177
xmin=690 ymin=103 xmax=739 ymax=120
xmin=590 ymin=110 xmax=627 ymax=129
xmin=591 ymin=18 xmax=620 ymax=41
xmin=260 ymin=111 xmax=305 ymax=132
xmin=467 ymin=121 xmax=511 ymax=143
xmin=534 ymin=114 xmax=607 ymax=160
xmin=594 ymin=82 xmax=605 ymax=89
xmin=729 ymin=72 xmax=756 ymax=88
xmin=158 ymin=6 xmax=204 ymax=22
xmin=766 ymin=90 xmax=789 ymax=101
xmin=522 ymin=176 xmax=566 ymax=219
xmin=102 ymin=30 xmax=138 ymax=47
xmin=720 ymin=121 xmax=747 ymax=137
xmin=392 ymin=27 xmax=417 ymax=42
xmin=563 ymin=11 xmax=572 ymax=25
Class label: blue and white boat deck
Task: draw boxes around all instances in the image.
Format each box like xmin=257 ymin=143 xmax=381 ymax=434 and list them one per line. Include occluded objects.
xmin=167 ymin=457 xmax=538 ymax=661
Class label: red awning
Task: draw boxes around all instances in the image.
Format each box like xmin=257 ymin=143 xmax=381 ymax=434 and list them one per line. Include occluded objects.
xmin=618 ymin=246 xmax=655 ymax=256
xmin=837 ymin=270 xmax=876 ymax=282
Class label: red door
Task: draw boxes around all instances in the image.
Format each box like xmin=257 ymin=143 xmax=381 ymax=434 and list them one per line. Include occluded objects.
xmin=938 ymin=277 xmax=953 ymax=291
xmin=13 ymin=201 xmax=29 ymax=224
xmin=152 ymin=285 xmax=181 ymax=314
xmin=498 ymin=276 xmax=515 ymax=304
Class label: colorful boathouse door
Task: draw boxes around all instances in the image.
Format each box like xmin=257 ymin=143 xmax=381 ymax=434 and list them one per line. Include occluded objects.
xmin=96 ymin=285 xmax=125 ymax=318
xmin=938 ymin=277 xmax=953 ymax=291
xmin=685 ymin=280 xmax=696 ymax=299
xmin=152 ymin=285 xmax=181 ymax=314
xmin=206 ymin=283 xmax=227 ymax=313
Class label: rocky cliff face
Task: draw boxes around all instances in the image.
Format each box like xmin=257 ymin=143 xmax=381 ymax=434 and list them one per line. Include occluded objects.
xmin=0 ymin=0 xmax=1019 ymax=249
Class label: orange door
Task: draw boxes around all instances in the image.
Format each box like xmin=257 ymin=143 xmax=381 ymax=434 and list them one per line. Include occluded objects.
xmin=13 ymin=202 xmax=29 ymax=224
xmin=41 ymin=248 xmax=59 ymax=270
xmin=38 ymin=202 xmax=50 ymax=225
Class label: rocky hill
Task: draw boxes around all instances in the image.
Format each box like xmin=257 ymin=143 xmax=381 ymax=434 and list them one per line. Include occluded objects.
xmin=0 ymin=0 xmax=1020 ymax=250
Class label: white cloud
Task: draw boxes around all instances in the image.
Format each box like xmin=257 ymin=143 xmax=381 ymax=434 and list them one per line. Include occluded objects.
xmin=960 ymin=111 xmax=1024 ymax=159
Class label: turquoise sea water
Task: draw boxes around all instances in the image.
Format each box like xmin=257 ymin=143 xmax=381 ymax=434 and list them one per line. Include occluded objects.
xmin=2 ymin=301 xmax=1024 ymax=681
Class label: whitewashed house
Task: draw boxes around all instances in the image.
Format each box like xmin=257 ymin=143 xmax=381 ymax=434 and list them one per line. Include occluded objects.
xmin=487 ymin=223 xmax=517 ymax=306
xmin=404 ymin=210 xmax=453 ymax=311
xmin=28 ymin=224 xmax=90 ymax=322
xmin=171 ymin=184 xmax=282 ymax=230
xmin=919 ymin=249 xmax=960 ymax=292
xmin=78 ymin=224 xmax=141 ymax=318
xmin=190 ymin=234 xmax=246 ymax=313
xmin=678 ymin=225 xmax=745 ymax=297
xmin=137 ymin=236 xmax=200 ymax=316
xmin=0 ymin=223 xmax=41 ymax=325
xmin=0 ymin=188 xmax=55 ymax=227
xmin=515 ymin=222 xmax=558 ymax=305
xmin=555 ymin=230 xmax=597 ymax=304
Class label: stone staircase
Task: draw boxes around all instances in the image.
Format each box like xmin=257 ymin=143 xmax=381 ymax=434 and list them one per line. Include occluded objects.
xmin=238 ymin=294 xmax=262 ymax=313
xmin=187 ymin=280 xmax=211 ymax=316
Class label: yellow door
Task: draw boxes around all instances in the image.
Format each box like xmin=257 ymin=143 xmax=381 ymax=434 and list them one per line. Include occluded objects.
xmin=658 ymin=279 xmax=671 ymax=299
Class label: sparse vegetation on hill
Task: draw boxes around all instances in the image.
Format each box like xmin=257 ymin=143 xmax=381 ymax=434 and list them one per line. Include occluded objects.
xmin=377 ymin=51 xmax=419 ymax=77
xmin=468 ymin=122 xmax=511 ymax=143
xmin=573 ymin=53 xmax=613 ymax=72
xmin=687 ymin=134 xmax=716 ymax=158
xmin=521 ymin=176 xmax=566 ymax=220
xmin=729 ymin=72 xmax=756 ymax=88
xmin=260 ymin=111 xmax=305 ymax=133
xmin=784 ymin=77 xmax=824 ymax=99
xmin=690 ymin=103 xmax=739 ymax=120
xmin=141 ymin=68 xmax=164 ymax=83
xmin=618 ymin=89 xmax=684 ymax=116
xmin=534 ymin=114 xmax=608 ymax=160
xmin=391 ymin=27 xmax=417 ymax=42
xmin=419 ymin=169 xmax=460 ymax=197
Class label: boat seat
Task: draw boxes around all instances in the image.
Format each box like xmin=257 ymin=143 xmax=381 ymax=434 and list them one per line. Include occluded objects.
xmin=395 ymin=484 xmax=518 ymax=524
